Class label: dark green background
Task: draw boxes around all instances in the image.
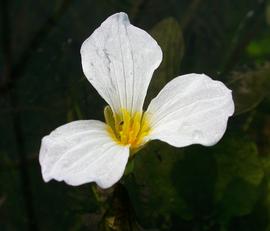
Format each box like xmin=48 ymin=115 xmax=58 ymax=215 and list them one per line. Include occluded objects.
xmin=1 ymin=0 xmax=270 ymax=230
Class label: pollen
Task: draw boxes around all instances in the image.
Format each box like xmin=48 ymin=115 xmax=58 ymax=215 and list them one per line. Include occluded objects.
xmin=104 ymin=106 xmax=150 ymax=150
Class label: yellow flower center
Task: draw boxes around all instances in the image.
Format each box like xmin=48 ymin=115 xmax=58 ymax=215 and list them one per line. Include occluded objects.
xmin=104 ymin=106 xmax=150 ymax=150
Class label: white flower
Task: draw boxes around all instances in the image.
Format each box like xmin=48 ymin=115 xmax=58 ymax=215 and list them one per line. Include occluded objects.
xmin=39 ymin=12 xmax=234 ymax=189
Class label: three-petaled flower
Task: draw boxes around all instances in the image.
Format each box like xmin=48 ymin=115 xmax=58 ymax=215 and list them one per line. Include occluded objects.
xmin=39 ymin=12 xmax=234 ymax=189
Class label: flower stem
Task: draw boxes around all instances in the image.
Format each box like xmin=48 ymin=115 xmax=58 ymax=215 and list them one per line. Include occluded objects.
xmin=91 ymin=183 xmax=143 ymax=231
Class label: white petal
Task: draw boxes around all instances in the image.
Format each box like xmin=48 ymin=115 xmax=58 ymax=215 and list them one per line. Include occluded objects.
xmin=146 ymin=73 xmax=234 ymax=147
xmin=80 ymin=12 xmax=162 ymax=114
xmin=39 ymin=120 xmax=129 ymax=189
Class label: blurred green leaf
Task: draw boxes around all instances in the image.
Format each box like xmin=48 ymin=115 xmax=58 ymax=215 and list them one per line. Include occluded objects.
xmin=266 ymin=0 xmax=270 ymax=26
xmin=214 ymin=136 xmax=263 ymax=202
xmin=220 ymin=178 xmax=258 ymax=216
xmin=208 ymin=135 xmax=263 ymax=228
xmin=218 ymin=178 xmax=260 ymax=221
xmin=247 ymin=38 xmax=270 ymax=58
xmin=147 ymin=17 xmax=184 ymax=102
xmin=228 ymin=63 xmax=270 ymax=115
xmin=127 ymin=142 xmax=190 ymax=228
xmin=260 ymin=155 xmax=270 ymax=231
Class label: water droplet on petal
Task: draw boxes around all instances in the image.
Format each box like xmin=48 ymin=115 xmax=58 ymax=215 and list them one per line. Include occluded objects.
xmin=192 ymin=130 xmax=203 ymax=141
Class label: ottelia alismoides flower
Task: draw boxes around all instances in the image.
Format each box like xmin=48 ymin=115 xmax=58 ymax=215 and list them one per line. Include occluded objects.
xmin=39 ymin=12 xmax=234 ymax=189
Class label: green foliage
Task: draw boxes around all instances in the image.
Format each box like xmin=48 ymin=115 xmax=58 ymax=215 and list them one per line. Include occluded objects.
xmin=126 ymin=135 xmax=267 ymax=230
xmin=227 ymin=63 xmax=270 ymax=115
xmin=146 ymin=17 xmax=184 ymax=103
xmin=212 ymin=136 xmax=264 ymax=228
xmin=214 ymin=136 xmax=263 ymax=200
xmin=1 ymin=0 xmax=270 ymax=230
xmin=266 ymin=0 xmax=270 ymax=26
xmin=247 ymin=39 xmax=270 ymax=58
xmin=130 ymin=142 xmax=190 ymax=225
xmin=150 ymin=17 xmax=184 ymax=81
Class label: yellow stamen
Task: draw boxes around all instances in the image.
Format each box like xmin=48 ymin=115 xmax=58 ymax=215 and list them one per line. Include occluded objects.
xmin=104 ymin=106 xmax=151 ymax=150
